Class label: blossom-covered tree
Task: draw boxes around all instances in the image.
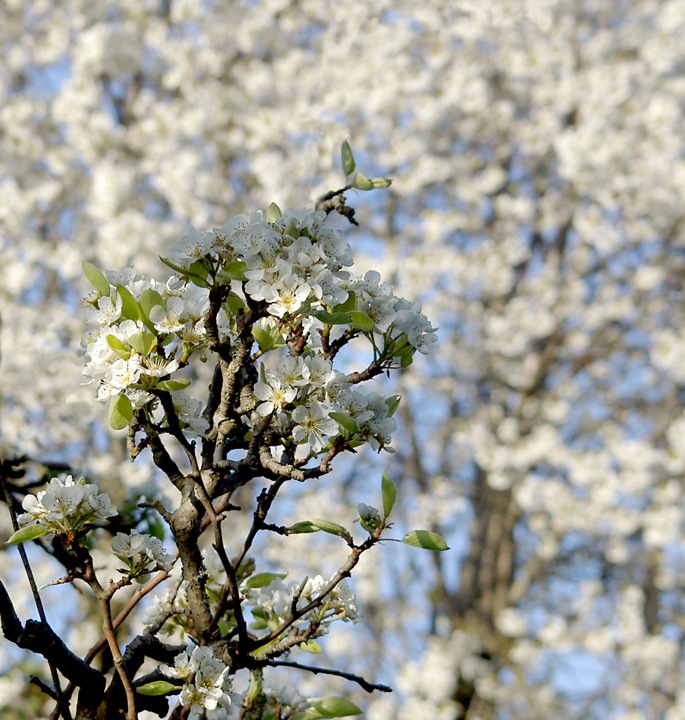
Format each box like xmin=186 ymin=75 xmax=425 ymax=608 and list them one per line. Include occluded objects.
xmin=2 ymin=1 xmax=685 ymax=719
xmin=1 ymin=161 xmax=443 ymax=719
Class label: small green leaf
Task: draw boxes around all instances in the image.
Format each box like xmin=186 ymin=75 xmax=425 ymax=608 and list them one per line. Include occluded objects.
xmin=266 ymin=202 xmax=282 ymax=222
xmin=156 ymin=379 xmax=191 ymax=392
xmin=286 ymin=521 xmax=321 ymax=535
xmin=352 ymin=172 xmax=373 ymax=191
xmin=110 ymin=393 xmax=133 ymax=430
xmin=246 ymin=572 xmax=287 ymax=589
xmin=185 ymin=260 xmax=211 ymax=288
xmin=225 ymin=292 xmax=246 ymax=315
xmin=190 ymin=276 xmax=210 ymax=289
xmin=314 ymin=310 xmax=352 ymax=325
xmin=139 ymin=289 xmax=165 ymax=320
xmin=250 ymin=617 xmax=268 ymax=630
xmin=370 ymin=177 xmax=392 ymax=189
xmin=160 ymin=256 xmax=193 ymax=276
xmin=341 ymin=141 xmax=356 ymax=176
xmin=401 ymin=530 xmax=449 ymax=551
xmin=333 ymin=290 xmax=356 ymax=313
xmin=299 ymin=640 xmax=321 ymax=654
xmin=329 ymin=412 xmax=359 ymax=434
xmin=136 ymin=681 xmax=178 ymax=696
xmin=116 ymin=285 xmax=141 ymax=321
xmin=250 ymin=636 xmax=279 ymax=656
xmin=347 ymin=311 xmax=374 ymax=331
xmin=128 ymin=330 xmax=157 ymax=356
xmin=188 ymin=260 xmax=209 ymax=279
xmin=385 ymin=395 xmax=401 ymax=416
xmin=107 ymin=335 xmax=131 ymax=360
xmin=217 ymin=261 xmax=248 ymax=283
xmin=381 ymin=471 xmax=397 ymax=519
xmin=309 ymin=519 xmax=352 ymax=542
xmin=5 ymin=524 xmax=47 ymax=546
xmin=82 ymin=262 xmax=110 ymax=296
xmin=252 ymin=327 xmax=276 ymax=351
xmin=400 ymin=348 xmax=415 ymax=367
xmin=312 ymin=697 xmax=362 ymax=717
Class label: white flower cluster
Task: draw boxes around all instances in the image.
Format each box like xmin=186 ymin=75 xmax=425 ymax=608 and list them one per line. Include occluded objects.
xmin=18 ymin=475 xmax=117 ymax=539
xmin=170 ymin=209 xmax=353 ymax=318
xmin=81 ymin=209 xmax=435 ymax=455
xmin=249 ymin=574 xmax=361 ymax=635
xmin=163 ymin=645 xmax=233 ymax=720
xmin=254 ymin=353 xmax=398 ymax=457
xmin=169 ymin=209 xmax=436 ymax=355
xmin=82 ymin=268 xmax=209 ymax=437
xmin=111 ymin=529 xmax=174 ymax=582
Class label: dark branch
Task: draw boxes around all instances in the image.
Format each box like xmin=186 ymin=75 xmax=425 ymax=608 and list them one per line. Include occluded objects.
xmin=266 ymin=660 xmax=392 ymax=694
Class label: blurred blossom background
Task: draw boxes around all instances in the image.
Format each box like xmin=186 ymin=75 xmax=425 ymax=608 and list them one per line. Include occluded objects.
xmin=2 ymin=1 xmax=685 ymax=718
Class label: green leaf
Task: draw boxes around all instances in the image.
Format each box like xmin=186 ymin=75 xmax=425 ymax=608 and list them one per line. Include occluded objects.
xmin=286 ymin=521 xmax=321 ymax=535
xmin=217 ymin=261 xmax=248 ymax=283
xmin=110 ymin=393 xmax=133 ymax=430
xmin=82 ymin=262 xmax=110 ymax=296
xmin=370 ymin=177 xmax=392 ymax=189
xmin=5 ymin=524 xmax=47 ymax=546
xmin=139 ymin=289 xmax=164 ymax=320
xmin=116 ymin=285 xmax=141 ymax=321
xmin=309 ymin=519 xmax=352 ymax=543
xmin=382 ymin=471 xmax=397 ymax=519
xmin=106 ymin=335 xmax=131 ymax=360
xmin=225 ymin=291 xmax=246 ymax=315
xmin=314 ymin=310 xmax=352 ymax=325
xmin=299 ymin=640 xmax=322 ymax=654
xmin=252 ymin=326 xmax=275 ymax=351
xmin=400 ymin=348 xmax=415 ymax=367
xmin=188 ymin=259 xmax=209 ymax=279
xmin=329 ymin=412 xmax=359 ymax=434
xmin=156 ymin=379 xmax=191 ymax=392
xmin=160 ymin=256 xmax=193 ymax=276
xmin=266 ymin=202 xmax=282 ymax=222
xmin=352 ymin=172 xmax=373 ymax=191
xmin=347 ymin=311 xmax=374 ymax=331
xmin=311 ymin=697 xmax=362 ymax=717
xmin=333 ymin=291 xmax=356 ymax=313
xmin=136 ymin=681 xmax=178 ymax=696
xmin=246 ymin=572 xmax=287 ymax=589
xmin=385 ymin=395 xmax=401 ymax=416
xmin=140 ymin=331 xmax=158 ymax=356
xmin=185 ymin=260 xmax=211 ymax=288
xmin=128 ymin=330 xmax=157 ymax=356
xmin=190 ymin=276 xmax=210 ymax=289
xmin=249 ymin=617 xmax=269 ymax=630
xmin=401 ymin=530 xmax=449 ymax=551
xmin=341 ymin=140 xmax=356 ymax=176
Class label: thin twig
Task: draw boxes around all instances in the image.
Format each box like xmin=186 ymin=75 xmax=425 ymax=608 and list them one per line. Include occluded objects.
xmin=266 ymin=660 xmax=392 ymax=693
xmin=0 ymin=463 xmax=72 ymax=720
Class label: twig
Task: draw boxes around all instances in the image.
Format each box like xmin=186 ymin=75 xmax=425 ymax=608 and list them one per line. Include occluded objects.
xmin=0 ymin=463 xmax=72 ymax=720
xmin=266 ymin=660 xmax=392 ymax=693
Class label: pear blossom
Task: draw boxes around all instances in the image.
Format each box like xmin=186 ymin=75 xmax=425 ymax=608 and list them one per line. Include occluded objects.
xmin=163 ymin=645 xmax=233 ymax=718
xmin=85 ymin=294 xmax=122 ymax=326
xmin=168 ymin=226 xmax=216 ymax=268
xmin=253 ymin=375 xmax=296 ymax=417
xmin=292 ymin=401 xmax=339 ymax=458
xmin=18 ymin=475 xmax=117 ymax=538
xmin=148 ymin=296 xmax=187 ymax=334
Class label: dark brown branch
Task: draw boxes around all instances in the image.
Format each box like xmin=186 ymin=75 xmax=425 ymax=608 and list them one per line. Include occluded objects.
xmin=0 ymin=580 xmax=105 ymax=695
xmin=266 ymin=660 xmax=392 ymax=693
